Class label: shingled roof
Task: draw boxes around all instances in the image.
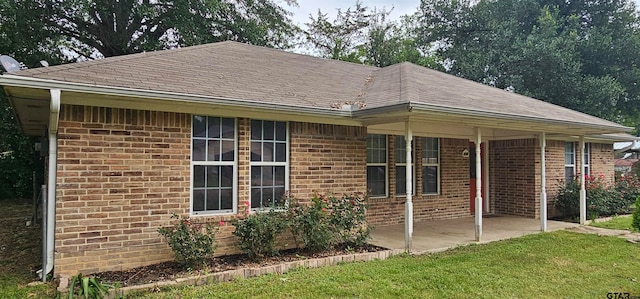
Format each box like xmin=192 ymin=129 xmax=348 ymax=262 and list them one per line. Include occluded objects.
xmin=2 ymin=41 xmax=631 ymax=135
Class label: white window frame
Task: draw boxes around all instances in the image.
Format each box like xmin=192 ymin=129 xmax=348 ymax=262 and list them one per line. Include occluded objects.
xmin=395 ymin=135 xmax=415 ymax=196
xmin=190 ymin=116 xmax=238 ymax=216
xmin=565 ymin=142 xmax=576 ymax=182
xmin=422 ymin=137 xmax=440 ymax=195
xmin=249 ymin=120 xmax=289 ymax=211
xmin=583 ymin=143 xmax=590 ymax=177
xmin=367 ymin=134 xmax=388 ymax=198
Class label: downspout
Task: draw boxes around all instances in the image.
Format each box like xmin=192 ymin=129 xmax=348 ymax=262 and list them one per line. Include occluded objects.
xmin=38 ymin=89 xmax=60 ymax=281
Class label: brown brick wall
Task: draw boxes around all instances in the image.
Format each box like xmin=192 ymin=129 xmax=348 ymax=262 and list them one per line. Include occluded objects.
xmin=489 ymin=139 xmax=538 ymax=218
xmin=288 ymin=122 xmax=368 ymax=199
xmin=54 ymin=105 xmax=369 ymax=276
xmin=589 ymin=143 xmax=614 ymax=184
xmin=366 ymin=137 xmax=470 ymax=226
xmin=55 ymin=105 xmax=193 ymax=275
xmin=53 ymin=104 xmax=616 ymax=275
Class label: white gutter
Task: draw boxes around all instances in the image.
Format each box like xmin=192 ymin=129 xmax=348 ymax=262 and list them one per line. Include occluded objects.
xmin=38 ymin=89 xmax=60 ymax=281
xmin=352 ymin=102 xmax=632 ymax=133
xmin=0 ymin=75 xmax=352 ymax=118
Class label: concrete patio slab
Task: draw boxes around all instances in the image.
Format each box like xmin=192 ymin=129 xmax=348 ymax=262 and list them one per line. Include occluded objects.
xmin=370 ymin=215 xmax=579 ymax=254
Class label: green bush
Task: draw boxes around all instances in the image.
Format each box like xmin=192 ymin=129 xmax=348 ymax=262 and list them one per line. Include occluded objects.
xmin=288 ymin=196 xmax=334 ymax=253
xmin=288 ymin=193 xmax=371 ymax=253
xmin=554 ymin=175 xmax=637 ymax=219
xmin=328 ymin=194 xmax=371 ymax=248
xmin=232 ymin=208 xmax=288 ymax=260
xmin=554 ymin=179 xmax=581 ymax=217
xmin=633 ymin=196 xmax=640 ymax=231
xmin=158 ymin=214 xmax=218 ymax=268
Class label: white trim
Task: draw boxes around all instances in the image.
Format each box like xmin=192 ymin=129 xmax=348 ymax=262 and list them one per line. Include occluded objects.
xmin=564 ymin=142 xmax=576 ymax=181
xmin=190 ymin=116 xmax=237 ymax=216
xmin=248 ymin=120 xmax=289 ymax=210
xmin=421 ymin=137 xmax=440 ymax=195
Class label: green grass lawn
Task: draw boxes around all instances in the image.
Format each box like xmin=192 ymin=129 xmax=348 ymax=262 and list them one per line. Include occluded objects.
xmin=130 ymin=231 xmax=640 ymax=299
xmin=591 ymin=215 xmax=637 ymax=231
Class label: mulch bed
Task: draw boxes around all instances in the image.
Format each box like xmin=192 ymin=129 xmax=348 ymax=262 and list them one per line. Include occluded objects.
xmin=93 ymin=245 xmax=387 ymax=287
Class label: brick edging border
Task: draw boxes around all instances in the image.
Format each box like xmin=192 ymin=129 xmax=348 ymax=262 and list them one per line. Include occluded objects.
xmin=106 ymin=249 xmax=400 ymax=298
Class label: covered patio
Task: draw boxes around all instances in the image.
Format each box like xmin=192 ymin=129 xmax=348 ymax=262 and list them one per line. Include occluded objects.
xmin=370 ymin=215 xmax=579 ymax=253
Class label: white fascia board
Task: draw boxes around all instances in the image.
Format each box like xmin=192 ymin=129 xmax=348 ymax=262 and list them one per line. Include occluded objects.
xmin=0 ymin=75 xmax=354 ymax=120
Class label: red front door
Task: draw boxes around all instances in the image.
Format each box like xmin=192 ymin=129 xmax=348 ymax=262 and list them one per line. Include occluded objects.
xmin=470 ymin=142 xmax=485 ymax=213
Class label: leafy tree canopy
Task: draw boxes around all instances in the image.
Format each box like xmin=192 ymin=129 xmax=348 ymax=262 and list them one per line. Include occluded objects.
xmin=416 ymin=0 xmax=640 ymax=130
xmin=303 ymin=1 xmax=441 ymax=69
xmin=7 ymin=0 xmax=298 ymax=60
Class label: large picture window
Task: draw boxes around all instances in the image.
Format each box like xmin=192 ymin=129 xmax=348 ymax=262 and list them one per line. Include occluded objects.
xmin=367 ymin=134 xmax=387 ymax=197
xmin=422 ymin=137 xmax=439 ymax=194
xmin=395 ymin=135 xmax=415 ymax=195
xmin=250 ymin=120 xmax=288 ymax=209
xmin=191 ymin=116 xmax=236 ymax=215
xmin=565 ymin=142 xmax=575 ymax=182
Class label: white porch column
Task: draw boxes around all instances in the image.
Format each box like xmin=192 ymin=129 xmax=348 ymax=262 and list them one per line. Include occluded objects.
xmin=474 ymin=128 xmax=482 ymax=242
xmin=404 ymin=121 xmax=413 ymax=252
xmin=540 ymin=132 xmax=548 ymax=232
xmin=579 ymin=136 xmax=587 ymax=225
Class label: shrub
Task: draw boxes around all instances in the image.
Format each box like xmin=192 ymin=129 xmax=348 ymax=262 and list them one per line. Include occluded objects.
xmin=288 ymin=193 xmax=372 ymax=253
xmin=232 ymin=207 xmax=288 ymax=260
xmin=615 ymin=173 xmax=640 ymax=211
xmin=554 ymin=178 xmax=581 ymax=217
xmin=554 ymin=174 xmax=636 ymax=219
xmin=328 ymin=193 xmax=371 ymax=249
xmin=158 ymin=214 xmax=218 ymax=268
xmin=633 ymin=196 xmax=640 ymax=231
xmin=288 ymin=195 xmax=334 ymax=253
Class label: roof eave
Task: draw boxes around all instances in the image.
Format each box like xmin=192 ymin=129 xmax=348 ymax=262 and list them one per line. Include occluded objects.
xmin=0 ymin=74 xmax=354 ymax=119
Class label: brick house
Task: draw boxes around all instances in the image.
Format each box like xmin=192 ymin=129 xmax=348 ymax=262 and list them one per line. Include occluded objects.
xmin=0 ymin=41 xmax=634 ymax=277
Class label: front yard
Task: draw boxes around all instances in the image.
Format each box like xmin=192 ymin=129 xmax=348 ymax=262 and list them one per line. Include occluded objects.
xmin=130 ymin=230 xmax=639 ymax=299
xmin=591 ymin=215 xmax=637 ymax=231
xmin=0 ymin=200 xmax=638 ymax=298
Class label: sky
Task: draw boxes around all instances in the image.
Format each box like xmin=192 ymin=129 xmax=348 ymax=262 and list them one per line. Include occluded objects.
xmin=290 ymin=0 xmax=640 ymax=26
xmin=290 ymin=0 xmax=420 ymax=27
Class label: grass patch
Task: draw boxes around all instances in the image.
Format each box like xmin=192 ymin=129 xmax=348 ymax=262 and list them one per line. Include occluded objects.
xmin=131 ymin=231 xmax=640 ymax=299
xmin=591 ymin=215 xmax=636 ymax=231
xmin=0 ymin=199 xmax=56 ymax=298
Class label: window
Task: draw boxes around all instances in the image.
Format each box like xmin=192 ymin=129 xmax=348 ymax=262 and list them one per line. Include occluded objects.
xmin=250 ymin=120 xmax=288 ymax=209
xmin=191 ymin=116 xmax=236 ymax=215
xmin=395 ymin=135 xmax=415 ymax=195
xmin=583 ymin=143 xmax=590 ymax=176
xmin=367 ymin=134 xmax=387 ymax=197
xmin=422 ymin=138 xmax=440 ymax=194
xmin=565 ymin=142 xmax=575 ymax=182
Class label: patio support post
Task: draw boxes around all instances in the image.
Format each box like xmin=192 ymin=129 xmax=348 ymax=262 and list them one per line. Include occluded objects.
xmin=579 ymin=136 xmax=587 ymax=225
xmin=404 ymin=121 xmax=413 ymax=252
xmin=474 ymin=127 xmax=482 ymax=242
xmin=540 ymin=132 xmax=548 ymax=232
